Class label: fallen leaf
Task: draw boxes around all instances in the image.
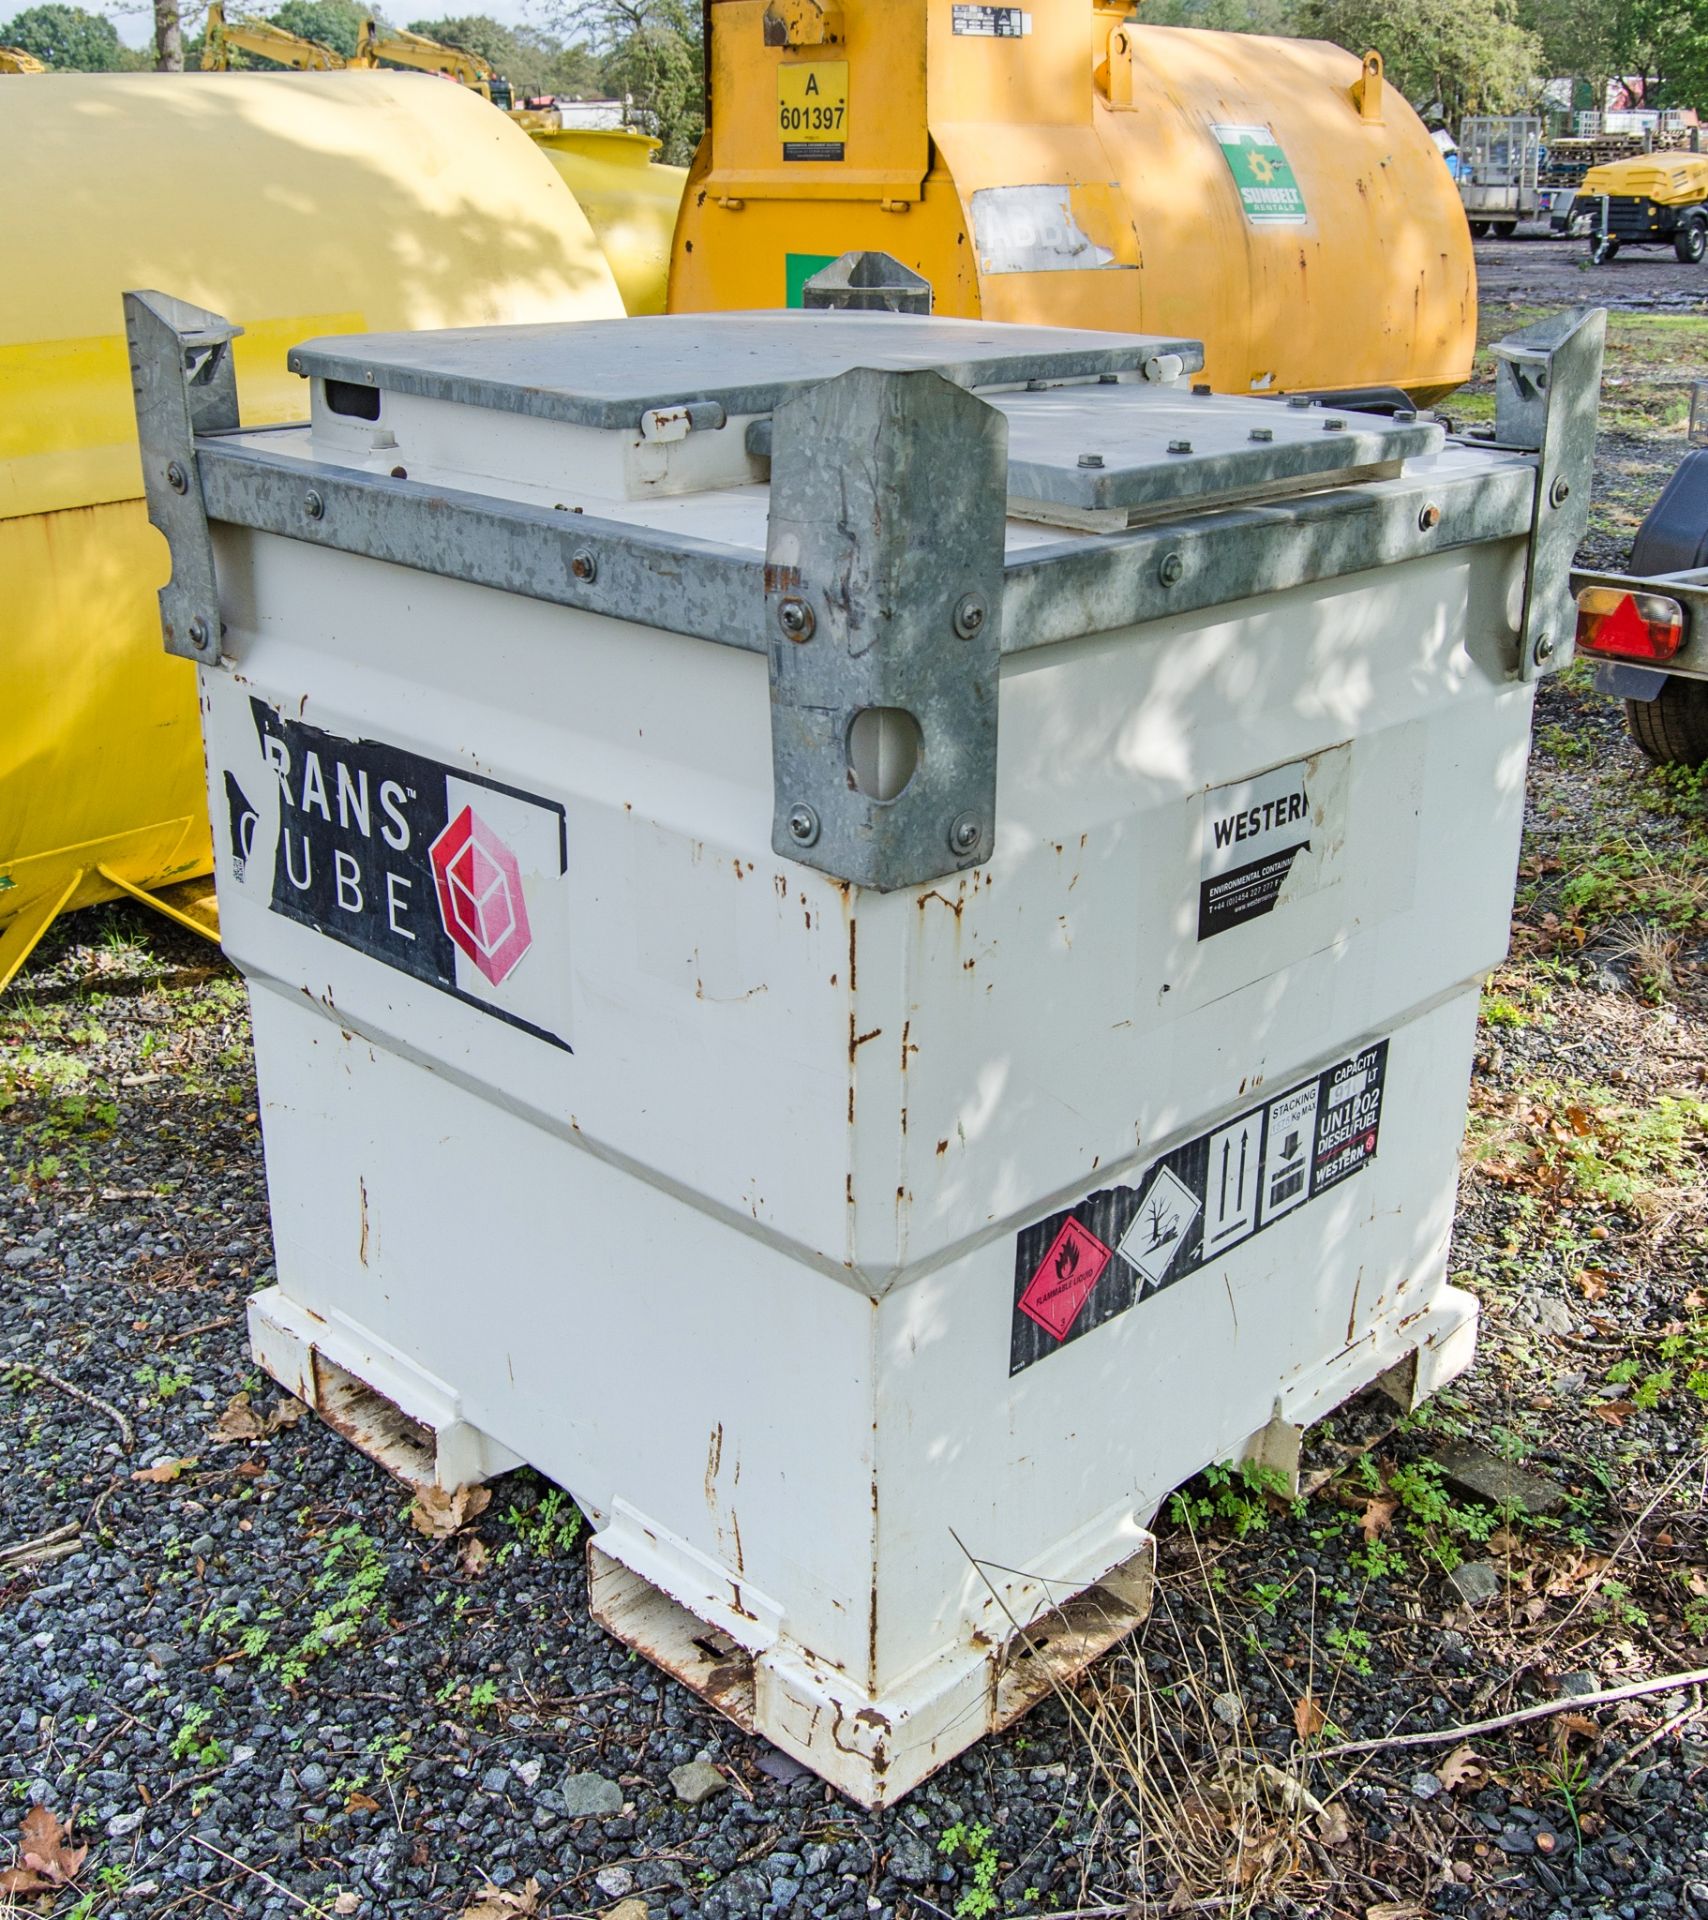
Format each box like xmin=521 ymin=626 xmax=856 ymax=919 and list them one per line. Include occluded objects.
xmin=1366 ymin=1904 xmax=1425 ymax=1920
xmin=457 ymin=1879 xmax=541 ymax=1920
xmin=605 ymin=1904 xmax=650 ymax=1920
xmin=209 ymin=1391 xmax=303 ymax=1444
xmin=345 ymin=1791 xmax=381 ymax=1814
xmin=333 ymin=1895 xmax=361 ymax=1916
xmin=233 ymin=1460 xmax=267 ymax=1480
xmin=1437 ymin=1744 xmax=1485 ymax=1793
xmin=1293 ymin=1692 xmax=1326 ymax=1742
xmin=459 ymin=1535 xmax=489 ymax=1577
xmin=1316 ymin=1800 xmax=1352 ymax=1847
xmin=1590 ymin=1402 xmax=1629 ymax=1427
xmin=1360 ymin=1495 xmax=1399 ymax=1542
xmin=131 ymin=1457 xmax=198 ymax=1484
xmin=0 ymin=1807 xmax=88 ymax=1894
xmin=410 ymin=1484 xmax=492 ymax=1541
xmin=1574 ymin=1268 xmax=1610 ymax=1302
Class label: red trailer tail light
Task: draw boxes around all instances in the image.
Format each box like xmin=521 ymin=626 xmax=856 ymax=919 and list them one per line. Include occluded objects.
xmin=1574 ymin=586 xmax=1686 ymax=663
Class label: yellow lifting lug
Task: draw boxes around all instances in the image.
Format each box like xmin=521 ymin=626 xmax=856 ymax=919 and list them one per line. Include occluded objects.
xmin=1351 ymin=48 xmax=1384 ymax=124
xmin=1102 ymin=23 xmax=1136 ymax=109
xmin=762 ymin=0 xmax=845 ymax=48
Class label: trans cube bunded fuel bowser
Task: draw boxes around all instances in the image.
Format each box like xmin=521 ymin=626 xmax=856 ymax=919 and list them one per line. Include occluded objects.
xmin=127 ymin=285 xmax=1602 ymax=1804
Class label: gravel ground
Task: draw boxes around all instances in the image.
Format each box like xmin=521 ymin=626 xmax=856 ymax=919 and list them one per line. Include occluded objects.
xmin=3 ymin=247 xmax=1708 ymax=1920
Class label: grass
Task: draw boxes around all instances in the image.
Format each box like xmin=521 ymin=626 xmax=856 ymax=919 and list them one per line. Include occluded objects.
xmin=1467 ymin=1068 xmax=1708 ymax=1224
xmin=1465 ymin=309 xmax=1708 ymax=439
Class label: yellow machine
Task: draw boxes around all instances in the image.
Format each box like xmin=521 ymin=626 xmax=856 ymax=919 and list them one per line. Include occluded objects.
xmin=201 ymin=1 xmax=343 ymax=68
xmin=670 ymin=0 xmax=1474 ymax=399
xmin=532 ymin=128 xmax=687 ymax=314
xmin=354 ymin=17 xmax=496 ymax=96
xmin=1581 ymin=152 xmax=1708 ymax=264
xmin=0 ymin=73 xmax=626 ymax=989
xmin=193 ymin=13 xmax=688 ymax=314
xmin=0 ymin=44 xmax=46 ymax=70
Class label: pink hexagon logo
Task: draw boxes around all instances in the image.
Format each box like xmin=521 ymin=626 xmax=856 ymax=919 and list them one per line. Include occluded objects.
xmin=429 ymin=806 xmax=533 ymax=985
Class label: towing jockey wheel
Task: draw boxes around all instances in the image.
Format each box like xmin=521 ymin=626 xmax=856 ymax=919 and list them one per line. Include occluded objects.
xmin=1591 ymin=234 xmax=1620 ymax=265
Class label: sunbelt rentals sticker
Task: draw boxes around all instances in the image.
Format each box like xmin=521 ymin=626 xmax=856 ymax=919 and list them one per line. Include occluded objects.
xmin=1210 ymin=123 xmax=1308 ymax=226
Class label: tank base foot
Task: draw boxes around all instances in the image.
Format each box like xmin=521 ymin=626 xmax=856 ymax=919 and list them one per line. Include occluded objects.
xmin=0 ymin=870 xmax=83 ymax=993
xmin=248 ymin=1284 xmax=522 ymax=1492
xmin=589 ymin=1518 xmax=1157 ymax=1808
xmin=0 ymin=863 xmax=218 ymax=995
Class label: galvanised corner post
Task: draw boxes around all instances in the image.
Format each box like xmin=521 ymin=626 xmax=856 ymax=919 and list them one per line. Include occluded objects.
xmin=763 ymin=365 xmax=1007 ymax=892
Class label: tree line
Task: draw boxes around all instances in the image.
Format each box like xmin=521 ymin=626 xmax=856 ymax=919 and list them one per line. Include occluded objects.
xmin=1148 ymin=0 xmax=1704 ymax=125
xmin=0 ymin=0 xmax=706 ymax=162
xmin=5 ymin=0 xmax=1703 ymax=167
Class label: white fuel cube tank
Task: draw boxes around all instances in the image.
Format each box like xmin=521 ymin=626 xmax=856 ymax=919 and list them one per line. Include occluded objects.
xmin=127 ymin=291 xmax=1602 ymax=1806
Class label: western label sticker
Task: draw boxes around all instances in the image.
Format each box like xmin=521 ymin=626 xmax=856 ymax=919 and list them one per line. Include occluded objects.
xmin=952 ymin=4 xmax=1032 ymax=33
xmin=1009 ymin=1039 xmax=1389 ymax=1372
xmin=1210 ymin=123 xmax=1308 ymax=226
xmin=778 ymin=61 xmax=847 ymax=161
xmin=1197 ymin=750 xmax=1345 ymax=940
xmin=223 ymin=699 xmax=572 ymax=1050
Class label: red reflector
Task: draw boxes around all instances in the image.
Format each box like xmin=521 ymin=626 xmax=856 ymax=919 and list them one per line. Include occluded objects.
xmin=1574 ymin=587 xmax=1685 ymax=663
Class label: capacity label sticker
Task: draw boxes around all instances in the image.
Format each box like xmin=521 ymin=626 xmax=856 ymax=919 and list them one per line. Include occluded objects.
xmin=952 ymin=4 xmax=1032 ymax=33
xmin=778 ymin=61 xmax=847 ymax=162
xmin=1210 ymin=123 xmax=1308 ymax=226
xmin=223 ymin=699 xmax=572 ymax=1050
xmin=1009 ymin=1038 xmax=1388 ymax=1372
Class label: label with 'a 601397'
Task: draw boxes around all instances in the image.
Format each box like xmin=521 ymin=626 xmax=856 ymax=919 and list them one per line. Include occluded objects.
xmin=778 ymin=61 xmax=847 ymax=161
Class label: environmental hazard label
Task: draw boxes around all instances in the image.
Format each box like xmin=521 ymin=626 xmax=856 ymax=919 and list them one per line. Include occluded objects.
xmin=1198 ymin=751 xmax=1340 ymax=941
xmin=1210 ymin=123 xmax=1308 ymax=227
xmin=221 ymin=700 xmax=572 ymax=1051
xmin=1009 ymin=1038 xmax=1389 ymax=1372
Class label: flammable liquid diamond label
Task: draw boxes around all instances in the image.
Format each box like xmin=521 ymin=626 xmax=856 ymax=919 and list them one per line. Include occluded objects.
xmin=1017 ymin=1219 xmax=1113 ymax=1341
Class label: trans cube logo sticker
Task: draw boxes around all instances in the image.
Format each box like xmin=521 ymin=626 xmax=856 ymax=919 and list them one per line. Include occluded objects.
xmin=1009 ymin=1039 xmax=1389 ymax=1373
xmin=223 ymin=700 xmax=572 ymax=1051
xmin=430 ymin=807 xmax=532 ymax=986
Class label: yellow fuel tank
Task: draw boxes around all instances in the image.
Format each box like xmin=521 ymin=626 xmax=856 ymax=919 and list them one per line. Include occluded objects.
xmin=669 ymin=2 xmax=1473 ymax=400
xmin=530 ymin=128 xmax=690 ymax=315
xmin=0 ymin=72 xmax=625 ymax=988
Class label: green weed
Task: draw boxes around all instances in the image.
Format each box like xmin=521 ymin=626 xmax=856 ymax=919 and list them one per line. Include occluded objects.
xmin=1168 ymin=1459 xmax=1298 ymax=1539
xmin=218 ymin=1523 xmax=387 ymax=1687
xmin=1323 ymin=1623 xmax=1373 ymax=1677
xmin=939 ymin=1821 xmax=1002 ymax=1919
xmin=500 ymin=1482 xmax=582 ymax=1562
xmin=1386 ymin=1460 xmax=1500 ymax=1575
xmin=134 ymin=1362 xmax=193 ymax=1403
xmin=169 ymin=1703 xmax=226 ymax=1769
